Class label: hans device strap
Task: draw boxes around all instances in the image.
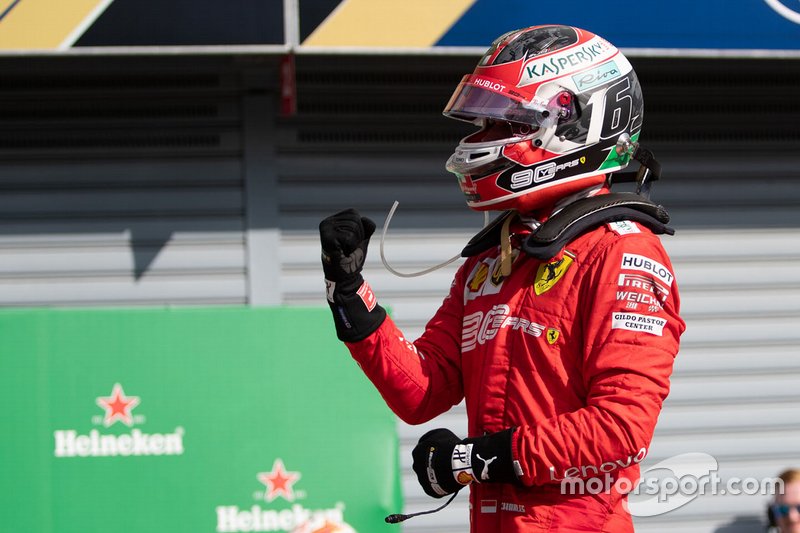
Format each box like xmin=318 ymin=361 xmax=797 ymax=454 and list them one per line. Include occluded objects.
xmin=461 ymin=193 xmax=673 ymax=261
xmin=521 ymin=193 xmax=673 ymax=259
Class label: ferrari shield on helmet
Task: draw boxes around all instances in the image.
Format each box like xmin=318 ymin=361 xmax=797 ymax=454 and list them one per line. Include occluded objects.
xmin=443 ymin=25 xmax=644 ymax=213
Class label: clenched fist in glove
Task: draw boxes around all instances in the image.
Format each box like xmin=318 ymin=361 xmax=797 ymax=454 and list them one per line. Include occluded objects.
xmin=319 ymin=208 xmax=386 ymax=342
xmin=412 ymin=428 xmax=520 ymax=499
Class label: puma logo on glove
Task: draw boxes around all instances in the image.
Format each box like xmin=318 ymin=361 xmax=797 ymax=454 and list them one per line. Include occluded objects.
xmin=411 ymin=427 xmax=520 ymax=499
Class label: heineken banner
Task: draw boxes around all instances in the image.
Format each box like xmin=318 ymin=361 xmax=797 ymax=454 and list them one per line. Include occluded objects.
xmin=0 ymin=307 xmax=401 ymax=533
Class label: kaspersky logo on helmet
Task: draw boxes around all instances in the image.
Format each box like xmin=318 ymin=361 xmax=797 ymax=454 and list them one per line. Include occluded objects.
xmin=53 ymin=383 xmax=185 ymax=458
xmin=215 ymin=459 xmax=355 ymax=533
xmin=521 ymin=35 xmax=616 ymax=87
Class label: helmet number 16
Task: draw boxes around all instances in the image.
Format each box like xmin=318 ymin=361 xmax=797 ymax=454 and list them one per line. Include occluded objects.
xmin=600 ymin=76 xmax=633 ymax=140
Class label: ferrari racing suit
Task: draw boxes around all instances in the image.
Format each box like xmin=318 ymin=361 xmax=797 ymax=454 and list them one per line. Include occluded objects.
xmin=346 ymin=217 xmax=685 ymax=532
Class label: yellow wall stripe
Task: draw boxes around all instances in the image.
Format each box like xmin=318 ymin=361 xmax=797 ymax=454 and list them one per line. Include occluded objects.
xmin=0 ymin=0 xmax=111 ymax=50
xmin=303 ymin=0 xmax=477 ymax=48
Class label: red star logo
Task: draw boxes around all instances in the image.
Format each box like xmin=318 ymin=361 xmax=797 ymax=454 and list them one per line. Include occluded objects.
xmin=96 ymin=383 xmax=140 ymax=427
xmin=258 ymin=459 xmax=301 ymax=502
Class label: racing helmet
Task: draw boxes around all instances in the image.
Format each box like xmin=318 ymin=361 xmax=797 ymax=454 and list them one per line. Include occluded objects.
xmin=444 ymin=25 xmax=644 ymax=213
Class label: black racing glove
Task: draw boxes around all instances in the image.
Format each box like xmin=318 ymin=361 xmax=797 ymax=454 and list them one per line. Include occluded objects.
xmin=411 ymin=428 xmax=519 ymax=499
xmin=319 ymin=208 xmax=387 ymax=342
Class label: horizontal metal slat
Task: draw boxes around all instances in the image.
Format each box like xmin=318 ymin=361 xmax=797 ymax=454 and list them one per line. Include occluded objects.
xmin=668 ymin=206 xmax=800 ymax=228
xmin=655 ymin=400 xmax=800 ymax=434
xmin=0 ymin=129 xmax=243 ymax=160
xmin=674 ymin=259 xmax=800 ymax=289
xmin=0 ymin=230 xmax=243 ymax=247
xmin=679 ymin=315 xmax=800 ymax=347
xmin=679 ymin=287 xmax=800 ymax=318
xmin=0 ymin=187 xmax=243 ymax=217
xmin=0 ymin=242 xmax=245 ymax=276
xmin=655 ymin=179 xmax=800 ymax=206
xmin=0 ymin=218 xmax=244 ymax=241
xmin=0 ymin=157 xmax=243 ymax=188
xmin=663 ymin=229 xmax=800 ymax=259
xmin=0 ymin=99 xmax=241 ymax=127
xmin=276 ymin=153 xmax=453 ymax=180
xmin=279 ymin=182 xmax=459 ymax=210
xmin=278 ymin=209 xmax=479 ymax=232
xmin=648 ymin=427 xmax=800 ymax=462
xmin=0 ymin=59 xmax=243 ymax=96
xmin=668 ymin=372 xmax=800 ymax=405
xmin=0 ymin=274 xmax=246 ymax=306
xmin=672 ymin=343 xmax=800 ymax=376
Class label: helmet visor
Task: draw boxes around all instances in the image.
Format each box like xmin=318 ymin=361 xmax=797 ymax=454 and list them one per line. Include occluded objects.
xmin=443 ymin=75 xmax=559 ymax=128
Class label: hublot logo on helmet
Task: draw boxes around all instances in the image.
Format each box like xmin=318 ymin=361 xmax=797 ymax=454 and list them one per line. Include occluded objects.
xmin=473 ymin=77 xmax=507 ymax=93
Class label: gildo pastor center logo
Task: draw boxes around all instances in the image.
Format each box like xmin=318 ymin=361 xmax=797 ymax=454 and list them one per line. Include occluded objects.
xmin=53 ymin=383 xmax=185 ymax=458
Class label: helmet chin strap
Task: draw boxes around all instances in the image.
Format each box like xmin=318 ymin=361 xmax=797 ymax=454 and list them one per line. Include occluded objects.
xmin=380 ymin=201 xmax=490 ymax=278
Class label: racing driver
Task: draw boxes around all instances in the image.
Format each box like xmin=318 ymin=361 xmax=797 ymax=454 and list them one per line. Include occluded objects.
xmin=319 ymin=25 xmax=685 ymax=532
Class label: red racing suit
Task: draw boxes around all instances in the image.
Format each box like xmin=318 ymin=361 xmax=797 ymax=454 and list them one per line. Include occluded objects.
xmin=346 ymin=218 xmax=685 ymax=532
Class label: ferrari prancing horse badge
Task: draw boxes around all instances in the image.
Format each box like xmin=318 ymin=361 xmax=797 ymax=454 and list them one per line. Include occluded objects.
xmin=534 ymin=252 xmax=575 ymax=295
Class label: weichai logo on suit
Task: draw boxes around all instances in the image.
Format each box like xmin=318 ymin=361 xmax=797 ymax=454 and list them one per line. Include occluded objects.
xmin=52 ymin=383 xmax=185 ymax=458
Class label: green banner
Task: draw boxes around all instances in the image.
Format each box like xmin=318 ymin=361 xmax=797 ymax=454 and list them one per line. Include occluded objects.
xmin=0 ymin=307 xmax=401 ymax=533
